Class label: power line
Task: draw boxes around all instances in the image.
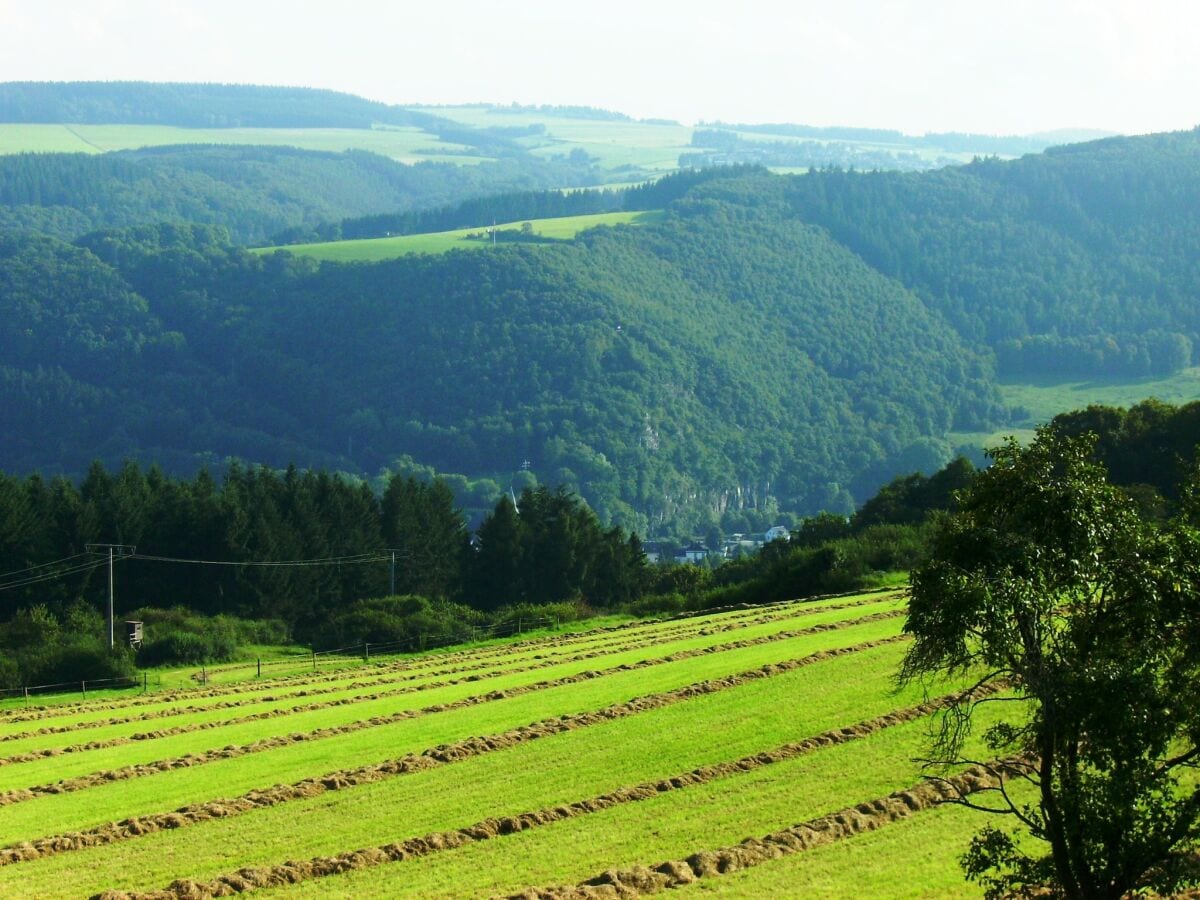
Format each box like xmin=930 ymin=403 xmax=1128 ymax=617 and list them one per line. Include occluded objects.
xmin=0 ymin=558 xmax=109 ymax=592
xmin=0 ymin=552 xmax=95 ymax=580
xmin=129 ymin=552 xmax=392 ymax=568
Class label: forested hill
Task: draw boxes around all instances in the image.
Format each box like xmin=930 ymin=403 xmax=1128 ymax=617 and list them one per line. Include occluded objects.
xmin=5 ymin=130 xmax=1200 ymax=533
xmin=0 ymin=146 xmax=601 ymax=245
xmin=783 ymin=128 xmax=1200 ymax=378
xmin=0 ymin=182 xmax=997 ymax=534
xmin=0 ymin=82 xmax=436 ymax=129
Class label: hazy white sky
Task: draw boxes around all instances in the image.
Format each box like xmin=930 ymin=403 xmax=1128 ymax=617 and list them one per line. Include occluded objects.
xmin=1 ymin=0 xmax=1196 ymax=135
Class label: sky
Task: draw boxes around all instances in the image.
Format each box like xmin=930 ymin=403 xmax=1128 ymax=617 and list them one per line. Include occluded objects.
xmin=0 ymin=0 xmax=1197 ymax=136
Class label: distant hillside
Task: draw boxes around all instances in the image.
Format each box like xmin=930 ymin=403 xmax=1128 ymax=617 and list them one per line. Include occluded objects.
xmin=782 ymin=128 xmax=1200 ymax=378
xmin=0 ymin=144 xmax=601 ymax=244
xmin=3 ymin=129 xmax=1200 ymax=534
xmin=0 ymin=172 xmax=999 ymax=533
xmin=0 ymin=81 xmax=436 ymax=129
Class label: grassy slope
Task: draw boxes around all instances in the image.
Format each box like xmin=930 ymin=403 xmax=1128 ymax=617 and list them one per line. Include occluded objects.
xmin=0 ymin=600 xmax=900 ymax=774
xmin=0 ymin=123 xmax=483 ymax=163
xmin=253 ymin=210 xmax=664 ymax=260
xmin=0 ymin=617 xmax=902 ymax=842
xmin=0 ymin=592 xmax=1018 ymax=897
xmin=4 ymin=637 xmax=938 ymax=895
xmin=953 ymin=366 xmax=1200 ymax=449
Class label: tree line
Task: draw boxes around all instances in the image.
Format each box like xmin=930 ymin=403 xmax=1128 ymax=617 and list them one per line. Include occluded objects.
xmin=0 ymin=462 xmax=647 ymax=635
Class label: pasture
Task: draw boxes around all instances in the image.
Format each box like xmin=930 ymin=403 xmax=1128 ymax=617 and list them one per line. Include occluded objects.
xmin=950 ymin=365 xmax=1200 ymax=450
xmin=0 ymin=123 xmax=484 ymax=164
xmin=255 ymin=210 xmax=664 ymax=261
xmin=0 ymin=589 xmax=1015 ymax=898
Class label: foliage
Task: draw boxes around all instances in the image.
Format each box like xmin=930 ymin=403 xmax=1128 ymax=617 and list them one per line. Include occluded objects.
xmin=0 ymin=601 xmax=135 ymax=687
xmin=128 ymin=606 xmax=287 ymax=666
xmin=900 ymin=428 xmax=1200 ymax=898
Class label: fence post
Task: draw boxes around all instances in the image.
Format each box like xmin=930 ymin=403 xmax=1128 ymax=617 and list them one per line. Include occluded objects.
xmin=311 ymin=647 xmax=317 ymax=671
xmin=257 ymin=658 xmax=262 ymax=679
xmin=363 ymin=642 xmax=369 ymax=663
xmin=23 ymin=686 xmax=28 ymax=708
xmin=201 ymin=666 xmax=206 ymax=686
xmin=81 ymin=680 xmax=86 ymax=698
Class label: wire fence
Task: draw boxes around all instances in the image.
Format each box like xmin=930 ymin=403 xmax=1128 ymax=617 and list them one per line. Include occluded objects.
xmin=189 ymin=615 xmax=561 ymax=684
xmin=0 ymin=673 xmax=149 ymax=706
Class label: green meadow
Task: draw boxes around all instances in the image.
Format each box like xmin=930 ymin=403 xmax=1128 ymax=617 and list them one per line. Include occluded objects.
xmin=0 ymin=589 xmax=1024 ymax=897
xmin=255 ymin=210 xmax=664 ymax=260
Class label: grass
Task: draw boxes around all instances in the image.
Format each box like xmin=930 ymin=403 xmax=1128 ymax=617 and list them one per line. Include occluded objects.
xmin=253 ymin=210 xmax=664 ymax=261
xmin=0 ymin=611 xmax=903 ymax=842
xmin=0 ymin=123 xmax=481 ymax=163
xmin=0 ymin=591 xmax=1022 ymax=897
xmin=256 ymin=699 xmax=1014 ymax=898
xmin=0 ymin=599 xmax=901 ymax=777
xmin=952 ymin=367 xmax=1200 ymax=450
xmin=0 ymin=638 xmax=938 ymax=896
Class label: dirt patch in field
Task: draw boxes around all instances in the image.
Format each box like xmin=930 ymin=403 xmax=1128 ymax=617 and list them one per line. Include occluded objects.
xmin=0 ymin=608 xmax=902 ymax=782
xmin=91 ymin=663 xmax=987 ymax=900
xmin=0 ymin=633 xmax=909 ymax=869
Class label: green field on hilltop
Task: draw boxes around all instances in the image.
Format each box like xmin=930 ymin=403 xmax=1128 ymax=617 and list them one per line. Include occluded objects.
xmin=0 ymin=122 xmax=485 ymax=161
xmin=414 ymin=106 xmax=696 ymax=172
xmin=952 ymin=366 xmax=1200 ymax=450
xmin=257 ymin=209 xmax=664 ymax=260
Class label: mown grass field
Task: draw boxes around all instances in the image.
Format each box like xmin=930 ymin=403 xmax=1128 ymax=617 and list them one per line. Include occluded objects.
xmin=951 ymin=366 xmax=1200 ymax=450
xmin=0 ymin=123 xmax=484 ymax=164
xmin=0 ymin=588 xmax=1021 ymax=898
xmin=255 ymin=210 xmax=664 ymax=261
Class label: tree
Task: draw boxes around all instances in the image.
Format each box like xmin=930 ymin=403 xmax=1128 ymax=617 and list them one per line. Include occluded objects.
xmin=900 ymin=428 xmax=1200 ymax=899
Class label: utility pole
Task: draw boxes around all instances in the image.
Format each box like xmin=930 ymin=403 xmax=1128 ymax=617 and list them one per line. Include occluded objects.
xmin=86 ymin=544 xmax=136 ymax=649
xmin=386 ymin=548 xmax=401 ymax=596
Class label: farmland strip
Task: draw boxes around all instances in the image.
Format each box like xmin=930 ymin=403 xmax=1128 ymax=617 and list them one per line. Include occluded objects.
xmin=505 ymin=757 xmax=1029 ymax=899
xmin=0 ymin=610 xmax=902 ymax=800
xmin=0 ymin=595 xmax=894 ymax=731
xmin=94 ymin=682 xmax=1002 ymax=899
xmin=0 ymin=634 xmax=908 ymax=866
xmin=0 ymin=608 xmax=903 ymax=774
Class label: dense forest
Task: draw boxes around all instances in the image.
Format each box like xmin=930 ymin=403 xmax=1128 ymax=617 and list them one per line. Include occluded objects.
xmin=1 ymin=181 xmax=997 ymax=533
xmin=2 ymin=84 xmax=1200 ymax=534
xmin=0 ymin=145 xmax=602 ymax=245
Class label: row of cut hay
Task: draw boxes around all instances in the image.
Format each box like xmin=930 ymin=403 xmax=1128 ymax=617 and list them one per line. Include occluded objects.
xmin=0 ymin=607 xmax=904 ymax=794
xmin=0 ymin=633 xmax=913 ymax=878
xmin=0 ymin=594 xmax=899 ymax=745
xmin=0 ymin=611 xmax=905 ymax=802
xmin=93 ymin=683 xmax=1005 ymax=899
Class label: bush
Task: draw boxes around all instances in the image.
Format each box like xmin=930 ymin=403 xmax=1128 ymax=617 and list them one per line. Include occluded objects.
xmin=490 ymin=600 xmax=588 ymax=633
xmin=624 ymin=592 xmax=686 ymax=617
xmin=320 ymin=595 xmax=484 ymax=650
xmin=129 ymin=606 xmax=244 ymax=667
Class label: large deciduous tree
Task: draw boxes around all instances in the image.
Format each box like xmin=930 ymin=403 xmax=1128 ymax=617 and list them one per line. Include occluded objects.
xmin=900 ymin=428 xmax=1200 ymax=899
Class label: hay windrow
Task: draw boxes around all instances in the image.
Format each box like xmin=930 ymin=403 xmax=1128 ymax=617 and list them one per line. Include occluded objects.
xmin=92 ymin=681 xmax=1002 ymax=900
xmin=504 ymin=755 xmax=1031 ymax=899
xmin=0 ymin=634 xmax=909 ymax=867
xmin=0 ymin=610 xmax=902 ymax=787
xmin=0 ymin=593 xmax=896 ymax=732
xmin=0 ymin=595 xmax=892 ymax=741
